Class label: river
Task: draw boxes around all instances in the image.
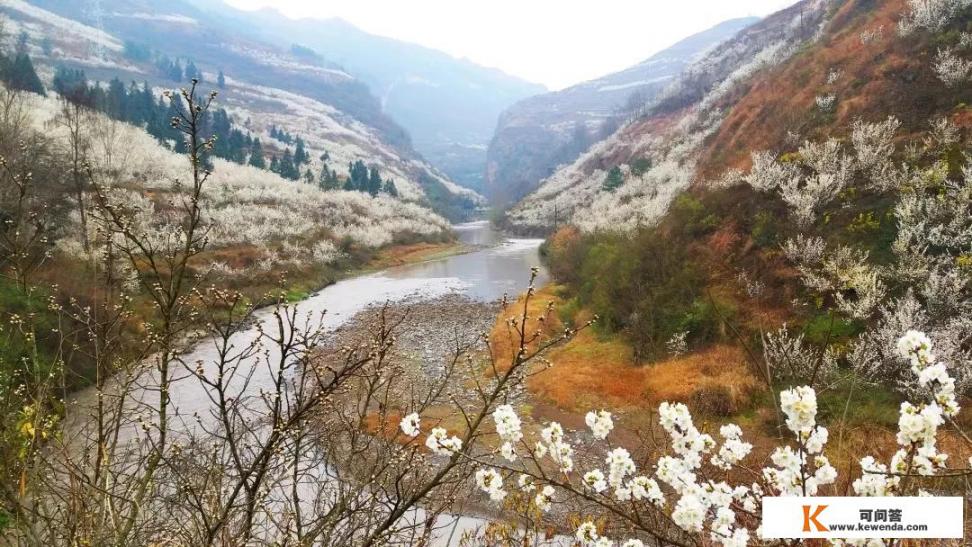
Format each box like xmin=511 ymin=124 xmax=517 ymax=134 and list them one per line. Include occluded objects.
xmin=67 ymin=221 xmax=549 ymax=545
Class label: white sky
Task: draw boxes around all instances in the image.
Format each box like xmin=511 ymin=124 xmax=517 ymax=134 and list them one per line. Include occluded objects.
xmin=225 ymin=0 xmax=798 ymax=90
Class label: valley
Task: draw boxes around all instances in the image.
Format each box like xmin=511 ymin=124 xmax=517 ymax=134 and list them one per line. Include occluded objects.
xmin=1 ymin=0 xmax=972 ymax=545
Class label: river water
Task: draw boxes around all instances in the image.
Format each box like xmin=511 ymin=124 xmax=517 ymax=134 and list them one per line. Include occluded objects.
xmin=68 ymin=221 xmax=549 ymax=545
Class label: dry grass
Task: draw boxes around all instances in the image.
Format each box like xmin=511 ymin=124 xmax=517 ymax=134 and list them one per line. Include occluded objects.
xmin=488 ymin=285 xmax=762 ymax=414
xmin=366 ymin=241 xmax=465 ymax=270
xmin=696 ymin=0 xmax=968 ymax=180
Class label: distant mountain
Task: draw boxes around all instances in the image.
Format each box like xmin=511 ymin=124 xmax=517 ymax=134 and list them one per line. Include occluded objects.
xmin=10 ymin=0 xmax=484 ymax=220
xmin=187 ymin=2 xmax=546 ymax=193
xmin=507 ymin=0 xmax=972 ymax=235
xmin=485 ymin=17 xmax=758 ymax=206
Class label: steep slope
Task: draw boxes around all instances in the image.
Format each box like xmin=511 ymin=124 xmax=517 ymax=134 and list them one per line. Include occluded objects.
xmin=188 ymin=1 xmax=546 ymax=194
xmin=484 ymin=17 xmax=758 ymax=206
xmin=7 ymin=0 xmax=483 ymax=220
xmin=509 ymin=0 xmax=972 ymax=234
xmin=507 ymin=0 xmax=834 ymax=232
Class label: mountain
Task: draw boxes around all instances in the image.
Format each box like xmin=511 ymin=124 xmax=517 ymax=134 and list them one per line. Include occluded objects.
xmin=7 ymin=0 xmax=484 ymax=220
xmin=187 ymin=1 xmax=546 ymax=194
xmin=484 ymin=16 xmax=759 ymax=207
xmin=507 ymin=0 xmax=972 ymax=234
xmin=506 ymin=0 xmax=830 ymax=232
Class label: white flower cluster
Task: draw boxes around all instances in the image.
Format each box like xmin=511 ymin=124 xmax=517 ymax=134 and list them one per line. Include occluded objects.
xmin=711 ymin=424 xmax=752 ymax=470
xmin=899 ymin=0 xmax=971 ymax=33
xmin=815 ymin=94 xmax=837 ymax=112
xmin=492 ymin=404 xmax=523 ymax=462
xmin=424 ymin=427 xmax=462 ymax=457
xmin=897 ymin=330 xmax=960 ymax=415
xmin=584 ymin=409 xmax=614 ymax=440
xmin=849 ymin=332 xmax=960 ymax=497
xmin=399 ymin=412 xmax=420 ymax=437
xmin=474 ymin=468 xmax=506 ymax=502
xmin=654 ymin=403 xmax=753 ymax=545
xmin=538 ymin=421 xmax=574 ymax=474
xmin=574 ymin=521 xmax=648 ymax=547
xmin=934 ymin=48 xmax=972 ymax=87
xmin=763 ymin=386 xmax=837 ymax=496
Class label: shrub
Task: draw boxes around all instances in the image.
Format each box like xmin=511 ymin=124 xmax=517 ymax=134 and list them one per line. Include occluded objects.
xmin=689 ymin=381 xmax=738 ymax=417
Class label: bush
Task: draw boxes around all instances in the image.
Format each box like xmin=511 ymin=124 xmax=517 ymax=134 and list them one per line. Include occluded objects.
xmin=602 ymin=166 xmax=624 ymax=191
xmin=689 ymin=381 xmax=738 ymax=417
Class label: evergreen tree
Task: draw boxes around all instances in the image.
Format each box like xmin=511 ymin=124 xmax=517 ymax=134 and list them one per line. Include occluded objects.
xmin=52 ymin=66 xmax=90 ymax=105
xmin=217 ymin=70 xmax=226 ymax=89
xmin=5 ymin=52 xmax=45 ymax=95
xmin=16 ymin=31 xmax=28 ymax=54
xmin=169 ymin=59 xmax=183 ymax=82
xmin=276 ymin=149 xmax=299 ymax=180
xmin=303 ymin=169 xmax=314 ymax=184
xmin=185 ymin=60 xmax=200 ymax=82
xmin=270 ymin=155 xmax=279 ymax=173
xmin=602 ymin=166 xmax=624 ymax=191
xmin=294 ymin=137 xmax=307 ymax=165
xmin=345 ymin=160 xmax=369 ymax=191
xmin=105 ymin=78 xmax=126 ymax=119
xmin=248 ymin=139 xmax=266 ymax=169
xmin=367 ymin=166 xmax=382 ymax=196
xmin=382 ymin=179 xmax=399 ymax=198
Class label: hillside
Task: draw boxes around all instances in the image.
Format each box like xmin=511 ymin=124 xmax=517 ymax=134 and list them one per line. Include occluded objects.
xmin=6 ymin=0 xmax=484 ymax=220
xmin=509 ymin=0 xmax=972 ymax=234
xmin=190 ymin=8 xmax=546 ymax=194
xmin=484 ymin=17 xmax=758 ymax=207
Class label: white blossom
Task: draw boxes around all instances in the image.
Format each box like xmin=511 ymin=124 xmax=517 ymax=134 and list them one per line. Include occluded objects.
xmin=585 ymin=409 xmax=614 ymax=440
xmin=399 ymin=413 xmax=420 ymax=438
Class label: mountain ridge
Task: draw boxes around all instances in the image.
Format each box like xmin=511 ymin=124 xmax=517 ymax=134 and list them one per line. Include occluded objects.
xmin=188 ymin=1 xmax=546 ymax=193
xmin=484 ymin=16 xmax=759 ymax=206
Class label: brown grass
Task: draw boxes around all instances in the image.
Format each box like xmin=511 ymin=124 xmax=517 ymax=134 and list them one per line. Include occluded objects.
xmin=695 ymin=0 xmax=970 ymax=180
xmin=367 ymin=241 xmax=464 ymax=270
xmin=489 ymin=286 xmax=761 ymax=414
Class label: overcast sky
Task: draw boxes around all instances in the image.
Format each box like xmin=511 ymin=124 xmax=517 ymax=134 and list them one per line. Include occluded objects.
xmin=224 ymin=0 xmax=798 ymax=90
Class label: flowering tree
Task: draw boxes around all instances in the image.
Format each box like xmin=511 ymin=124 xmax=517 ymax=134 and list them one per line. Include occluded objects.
xmin=438 ymin=330 xmax=966 ymax=546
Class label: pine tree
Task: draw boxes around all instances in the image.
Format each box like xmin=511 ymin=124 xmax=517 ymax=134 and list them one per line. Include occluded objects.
xmin=169 ymin=59 xmax=183 ymax=82
xmin=5 ymin=52 xmax=45 ymax=95
xmin=345 ymin=160 xmax=369 ymax=191
xmin=367 ymin=166 xmax=382 ymax=196
xmin=602 ymin=166 xmax=624 ymax=191
xmin=294 ymin=137 xmax=307 ymax=165
xmin=217 ymin=70 xmax=226 ymax=89
xmin=277 ymin=149 xmax=299 ymax=180
xmin=248 ymin=139 xmax=266 ymax=169
xmin=382 ymin=179 xmax=399 ymax=197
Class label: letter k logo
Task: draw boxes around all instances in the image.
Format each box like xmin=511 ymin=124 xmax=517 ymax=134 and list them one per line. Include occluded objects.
xmin=802 ymin=504 xmax=829 ymax=532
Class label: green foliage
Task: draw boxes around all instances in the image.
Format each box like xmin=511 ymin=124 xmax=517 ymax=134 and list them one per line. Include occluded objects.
xmin=0 ymin=280 xmax=59 ymax=384
xmin=803 ymin=311 xmax=862 ymax=345
xmin=818 ymin=383 xmax=900 ymax=428
xmin=630 ymin=157 xmax=653 ymax=176
xmin=2 ymin=52 xmax=45 ymax=96
xmin=846 ymin=211 xmax=881 ymax=234
xmin=124 ymin=40 xmax=152 ymax=63
xmin=670 ymin=194 xmax=719 ymax=236
xmin=602 ymin=166 xmax=624 ymax=192
xmin=750 ymin=211 xmax=778 ymax=247
xmin=551 ymin=229 xmax=708 ymax=360
xmin=557 ymin=297 xmax=582 ymax=326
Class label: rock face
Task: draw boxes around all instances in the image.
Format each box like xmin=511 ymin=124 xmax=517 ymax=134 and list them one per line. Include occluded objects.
xmin=484 ymin=17 xmax=758 ymax=207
